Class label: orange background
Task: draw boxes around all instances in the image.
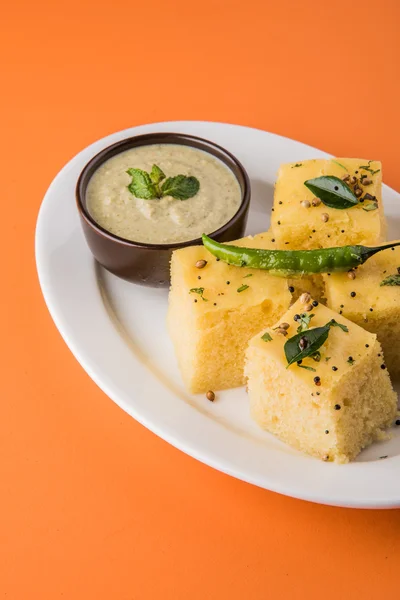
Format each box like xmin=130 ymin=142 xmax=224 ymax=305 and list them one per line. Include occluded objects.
xmin=1 ymin=0 xmax=400 ymax=598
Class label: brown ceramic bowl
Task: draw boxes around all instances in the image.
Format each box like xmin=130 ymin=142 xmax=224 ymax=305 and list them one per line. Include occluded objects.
xmin=76 ymin=132 xmax=251 ymax=287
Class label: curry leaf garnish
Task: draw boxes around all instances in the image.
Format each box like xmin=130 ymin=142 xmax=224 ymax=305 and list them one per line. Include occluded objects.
xmin=325 ymin=356 xmax=331 ymax=362
xmin=237 ymin=284 xmax=249 ymax=293
xmin=363 ymin=201 xmax=378 ymax=211
xmin=161 ymin=175 xmax=200 ymax=200
xmin=284 ymin=319 xmax=348 ymax=367
xmin=150 ymin=164 xmax=166 ymax=185
xmin=380 ymin=274 xmax=400 ymax=286
xmin=331 ymin=160 xmax=348 ymax=171
xmin=292 ymin=163 xmax=303 ymax=168
xmin=243 ymin=273 xmax=253 ymax=278
xmin=296 ymin=313 xmax=315 ymax=333
xmin=189 ymin=287 xmax=208 ymax=301
xmin=304 ymin=176 xmax=358 ymax=209
xmin=126 ymin=168 xmax=158 ymax=199
xmin=261 ymin=332 xmax=273 ymax=342
xmin=127 ymin=165 xmax=200 ymax=200
xmin=297 ymin=364 xmax=316 ymax=372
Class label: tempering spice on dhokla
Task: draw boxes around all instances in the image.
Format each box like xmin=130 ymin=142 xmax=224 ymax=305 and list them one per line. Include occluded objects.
xmin=270 ymin=158 xmax=384 ymax=250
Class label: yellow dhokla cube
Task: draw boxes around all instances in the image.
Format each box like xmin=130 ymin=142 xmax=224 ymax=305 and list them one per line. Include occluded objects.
xmin=245 ymin=298 xmax=397 ymax=463
xmin=168 ymin=235 xmax=291 ymax=393
xmin=323 ymin=246 xmax=400 ymax=378
xmin=271 ymin=158 xmax=386 ymax=249
xmin=246 ymin=230 xmax=325 ymax=303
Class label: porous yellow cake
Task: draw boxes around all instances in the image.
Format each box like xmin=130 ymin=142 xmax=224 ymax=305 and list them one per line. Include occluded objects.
xmin=271 ymin=158 xmax=386 ymax=249
xmin=250 ymin=230 xmax=325 ymax=303
xmin=245 ymin=298 xmax=397 ymax=463
xmin=168 ymin=235 xmax=291 ymax=393
xmin=323 ymin=246 xmax=400 ymax=378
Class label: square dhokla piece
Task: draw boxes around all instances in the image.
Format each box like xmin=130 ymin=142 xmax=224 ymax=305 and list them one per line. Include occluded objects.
xmin=323 ymin=246 xmax=400 ymax=378
xmin=168 ymin=235 xmax=291 ymax=393
xmin=271 ymin=158 xmax=386 ymax=250
xmin=245 ymin=298 xmax=397 ymax=463
xmin=248 ymin=230 xmax=325 ymax=303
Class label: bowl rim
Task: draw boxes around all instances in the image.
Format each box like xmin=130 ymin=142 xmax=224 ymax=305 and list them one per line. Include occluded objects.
xmin=75 ymin=132 xmax=251 ymax=250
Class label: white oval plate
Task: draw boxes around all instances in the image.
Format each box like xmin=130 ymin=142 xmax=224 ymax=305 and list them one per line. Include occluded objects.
xmin=36 ymin=121 xmax=400 ymax=508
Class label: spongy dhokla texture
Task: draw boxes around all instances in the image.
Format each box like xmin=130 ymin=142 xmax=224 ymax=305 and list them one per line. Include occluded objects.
xmin=168 ymin=235 xmax=291 ymax=393
xmin=271 ymin=158 xmax=386 ymax=250
xmin=324 ymin=246 xmax=400 ymax=378
xmin=245 ymin=298 xmax=397 ymax=463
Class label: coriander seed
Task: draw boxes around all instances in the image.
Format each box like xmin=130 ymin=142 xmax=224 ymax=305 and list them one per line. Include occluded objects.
xmin=276 ymin=328 xmax=288 ymax=336
xmin=195 ymin=260 xmax=207 ymax=269
xmin=300 ymin=292 xmax=311 ymax=304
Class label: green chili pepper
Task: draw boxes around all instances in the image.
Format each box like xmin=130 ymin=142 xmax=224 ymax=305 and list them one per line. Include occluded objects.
xmin=202 ymin=235 xmax=400 ymax=278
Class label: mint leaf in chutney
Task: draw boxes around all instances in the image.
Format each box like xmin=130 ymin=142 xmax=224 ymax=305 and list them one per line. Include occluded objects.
xmin=161 ymin=175 xmax=200 ymax=200
xmin=127 ymin=165 xmax=199 ymax=200
xmin=127 ymin=168 xmax=158 ymax=199
xmin=150 ymin=164 xmax=166 ymax=185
